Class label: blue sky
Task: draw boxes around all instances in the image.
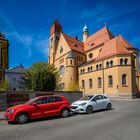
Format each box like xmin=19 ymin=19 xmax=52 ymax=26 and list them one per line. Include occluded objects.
xmin=0 ymin=0 xmax=139 ymax=68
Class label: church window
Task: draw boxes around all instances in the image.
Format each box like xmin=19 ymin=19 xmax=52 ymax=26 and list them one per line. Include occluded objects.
xmin=108 ymin=75 xmax=113 ymax=86
xmin=60 ymin=46 xmax=63 ymax=54
xmin=124 ymin=59 xmax=128 ymax=65
xmin=110 ymin=61 xmax=113 ymax=67
xmin=91 ymin=66 xmax=93 ymax=71
xmin=90 ymin=43 xmax=94 ymax=46
xmin=81 ymin=69 xmax=82 ymax=74
xmin=70 ymin=60 xmax=72 ymax=65
xmin=77 ymin=56 xmax=78 ymax=60
xmin=88 ymin=53 xmax=93 ymax=59
xmin=89 ymin=79 xmax=93 ymax=88
xmin=106 ymin=61 xmax=109 ymax=67
xmin=96 ymin=64 xmax=99 ymax=70
xmin=59 ymin=65 xmax=65 ymax=76
xmin=83 ymin=69 xmax=85 ymax=73
xmin=88 ymin=67 xmax=90 ymax=72
xmin=82 ymin=80 xmax=85 ymax=89
xmin=99 ymin=64 xmax=102 ymax=69
xmin=120 ymin=59 xmax=123 ymax=65
xmin=56 ymin=36 xmax=59 ymax=41
xmin=98 ymin=77 xmax=102 ymax=88
xmin=122 ymin=74 xmax=127 ymax=86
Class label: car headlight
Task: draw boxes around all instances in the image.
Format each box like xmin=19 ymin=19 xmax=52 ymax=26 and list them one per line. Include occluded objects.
xmin=78 ymin=103 xmax=86 ymax=106
xmin=7 ymin=109 xmax=15 ymax=114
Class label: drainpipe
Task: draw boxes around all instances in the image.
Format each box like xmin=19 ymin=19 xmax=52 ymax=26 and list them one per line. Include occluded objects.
xmin=102 ymin=60 xmax=105 ymax=94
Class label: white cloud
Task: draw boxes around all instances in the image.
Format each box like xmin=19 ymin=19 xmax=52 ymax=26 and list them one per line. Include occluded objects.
xmin=36 ymin=38 xmax=49 ymax=57
xmin=6 ymin=31 xmax=33 ymax=58
xmin=80 ymin=2 xmax=138 ymax=24
xmin=0 ymin=11 xmax=49 ymax=58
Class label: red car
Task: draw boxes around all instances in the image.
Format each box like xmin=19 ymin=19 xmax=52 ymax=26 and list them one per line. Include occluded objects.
xmin=5 ymin=95 xmax=71 ymax=124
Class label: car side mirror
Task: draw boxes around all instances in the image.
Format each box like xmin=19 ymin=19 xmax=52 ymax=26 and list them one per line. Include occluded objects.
xmin=31 ymin=102 xmax=37 ymax=106
xmin=92 ymin=99 xmax=96 ymax=102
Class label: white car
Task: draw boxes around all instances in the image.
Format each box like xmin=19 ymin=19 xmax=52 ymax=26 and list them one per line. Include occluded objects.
xmin=71 ymin=94 xmax=112 ymax=114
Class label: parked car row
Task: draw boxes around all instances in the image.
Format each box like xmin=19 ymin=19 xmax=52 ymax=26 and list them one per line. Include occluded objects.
xmin=4 ymin=94 xmax=112 ymax=124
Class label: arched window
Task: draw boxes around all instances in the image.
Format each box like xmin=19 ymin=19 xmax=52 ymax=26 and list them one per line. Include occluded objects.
xmin=108 ymin=75 xmax=113 ymax=86
xmin=81 ymin=69 xmax=82 ymax=74
xmin=106 ymin=62 xmax=109 ymax=67
xmin=99 ymin=64 xmax=102 ymax=69
xmin=96 ymin=65 xmax=99 ymax=70
xmin=110 ymin=61 xmax=113 ymax=67
xmin=124 ymin=59 xmax=128 ymax=65
xmin=60 ymin=83 xmax=65 ymax=89
xmin=98 ymin=77 xmax=102 ymax=87
xmin=82 ymin=80 xmax=85 ymax=89
xmin=122 ymin=74 xmax=127 ymax=86
xmin=70 ymin=60 xmax=72 ymax=65
xmin=89 ymin=79 xmax=93 ymax=88
xmin=120 ymin=59 xmax=123 ymax=65
xmin=88 ymin=67 xmax=90 ymax=72
xmin=91 ymin=66 xmax=93 ymax=71
xmin=59 ymin=65 xmax=65 ymax=76
xmin=60 ymin=46 xmax=63 ymax=54
xmin=83 ymin=69 xmax=85 ymax=73
xmin=89 ymin=53 xmax=93 ymax=59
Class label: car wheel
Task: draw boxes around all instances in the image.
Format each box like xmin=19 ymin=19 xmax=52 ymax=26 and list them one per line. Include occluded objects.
xmin=16 ymin=113 xmax=29 ymax=124
xmin=106 ymin=103 xmax=112 ymax=110
xmin=86 ymin=106 xmax=93 ymax=114
xmin=61 ymin=109 xmax=70 ymax=118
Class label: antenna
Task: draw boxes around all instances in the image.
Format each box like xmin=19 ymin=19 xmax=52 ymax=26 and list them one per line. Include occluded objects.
xmin=55 ymin=12 xmax=59 ymax=19
xmin=104 ymin=21 xmax=107 ymax=27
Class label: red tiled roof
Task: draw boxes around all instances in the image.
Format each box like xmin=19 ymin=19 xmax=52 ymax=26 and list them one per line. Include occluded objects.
xmin=84 ymin=27 xmax=114 ymax=52
xmin=96 ymin=36 xmax=130 ymax=61
xmin=63 ymin=33 xmax=84 ymax=53
xmin=50 ymin=20 xmax=62 ymax=36
xmin=6 ymin=65 xmax=25 ymax=74
xmin=62 ymin=27 xmax=137 ymax=61
xmin=117 ymin=35 xmax=134 ymax=49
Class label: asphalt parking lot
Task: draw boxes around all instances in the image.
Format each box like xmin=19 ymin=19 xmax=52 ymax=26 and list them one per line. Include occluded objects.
xmin=0 ymin=100 xmax=140 ymax=140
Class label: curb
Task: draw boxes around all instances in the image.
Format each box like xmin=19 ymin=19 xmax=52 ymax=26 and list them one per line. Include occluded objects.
xmin=111 ymin=99 xmax=140 ymax=101
xmin=0 ymin=118 xmax=5 ymax=121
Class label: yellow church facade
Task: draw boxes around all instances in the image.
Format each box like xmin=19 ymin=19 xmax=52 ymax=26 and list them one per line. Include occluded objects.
xmin=0 ymin=33 xmax=9 ymax=81
xmin=48 ymin=20 xmax=140 ymax=95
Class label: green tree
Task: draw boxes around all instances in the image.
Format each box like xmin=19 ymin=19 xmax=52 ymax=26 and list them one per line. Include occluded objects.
xmin=0 ymin=80 xmax=10 ymax=91
xmin=24 ymin=62 xmax=60 ymax=91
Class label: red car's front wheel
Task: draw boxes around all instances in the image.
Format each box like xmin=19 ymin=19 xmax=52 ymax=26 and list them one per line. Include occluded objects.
xmin=16 ymin=113 xmax=29 ymax=124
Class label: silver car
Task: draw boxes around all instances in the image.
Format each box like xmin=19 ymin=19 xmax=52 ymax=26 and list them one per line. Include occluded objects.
xmin=71 ymin=94 xmax=112 ymax=114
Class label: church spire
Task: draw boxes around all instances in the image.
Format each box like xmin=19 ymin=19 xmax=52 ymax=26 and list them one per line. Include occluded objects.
xmin=83 ymin=25 xmax=89 ymax=42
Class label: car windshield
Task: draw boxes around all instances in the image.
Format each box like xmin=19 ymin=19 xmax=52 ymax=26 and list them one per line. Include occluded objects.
xmin=79 ymin=95 xmax=94 ymax=101
xmin=25 ymin=98 xmax=38 ymax=104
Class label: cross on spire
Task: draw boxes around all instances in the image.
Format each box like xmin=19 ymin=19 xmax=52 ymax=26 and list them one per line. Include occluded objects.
xmin=104 ymin=21 xmax=107 ymax=27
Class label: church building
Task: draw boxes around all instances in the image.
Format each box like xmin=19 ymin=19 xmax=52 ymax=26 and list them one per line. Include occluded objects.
xmin=48 ymin=20 xmax=140 ymax=96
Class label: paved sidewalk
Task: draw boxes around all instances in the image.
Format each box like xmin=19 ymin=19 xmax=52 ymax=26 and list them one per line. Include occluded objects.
xmin=0 ymin=111 xmax=5 ymax=121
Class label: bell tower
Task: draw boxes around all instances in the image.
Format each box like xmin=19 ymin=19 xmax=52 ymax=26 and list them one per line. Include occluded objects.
xmin=83 ymin=25 xmax=89 ymax=42
xmin=49 ymin=20 xmax=62 ymax=65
